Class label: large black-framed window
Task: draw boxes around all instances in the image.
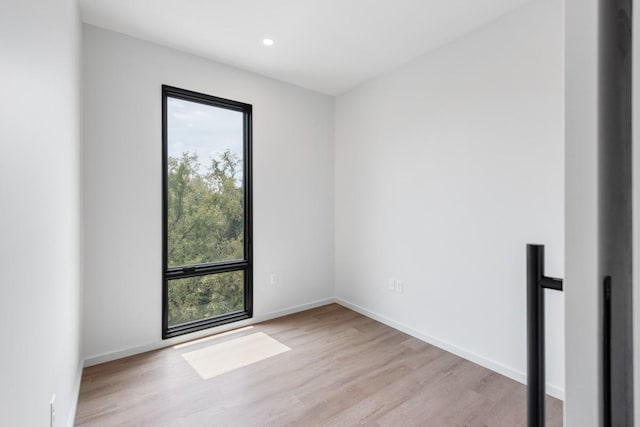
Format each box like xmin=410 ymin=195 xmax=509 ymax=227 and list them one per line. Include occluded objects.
xmin=162 ymin=85 xmax=252 ymax=339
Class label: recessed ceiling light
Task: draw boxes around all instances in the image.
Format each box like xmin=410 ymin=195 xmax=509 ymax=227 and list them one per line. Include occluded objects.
xmin=262 ymin=38 xmax=274 ymax=46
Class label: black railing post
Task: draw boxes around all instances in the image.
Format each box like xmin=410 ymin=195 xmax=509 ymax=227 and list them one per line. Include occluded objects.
xmin=527 ymin=244 xmax=563 ymax=427
xmin=527 ymin=244 xmax=545 ymax=427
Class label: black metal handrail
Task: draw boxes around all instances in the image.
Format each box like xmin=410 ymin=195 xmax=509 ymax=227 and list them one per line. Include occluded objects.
xmin=527 ymin=244 xmax=563 ymax=427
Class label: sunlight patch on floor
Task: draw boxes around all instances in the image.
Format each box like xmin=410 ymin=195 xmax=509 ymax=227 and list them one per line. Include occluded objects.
xmin=182 ymin=332 xmax=291 ymax=379
xmin=173 ymin=326 xmax=255 ymax=349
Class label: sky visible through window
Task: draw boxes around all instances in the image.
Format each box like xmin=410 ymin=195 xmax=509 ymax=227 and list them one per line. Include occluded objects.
xmin=167 ymin=97 xmax=243 ymax=177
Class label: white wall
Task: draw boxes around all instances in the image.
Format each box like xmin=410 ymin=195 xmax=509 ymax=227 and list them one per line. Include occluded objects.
xmin=335 ymin=0 xmax=565 ymax=397
xmin=0 ymin=1 xmax=82 ymax=426
xmin=82 ymin=25 xmax=335 ymax=362
xmin=564 ymin=0 xmax=600 ymax=424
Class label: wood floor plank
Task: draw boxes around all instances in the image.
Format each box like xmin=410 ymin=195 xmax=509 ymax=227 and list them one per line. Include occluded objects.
xmin=75 ymin=304 xmax=563 ymax=426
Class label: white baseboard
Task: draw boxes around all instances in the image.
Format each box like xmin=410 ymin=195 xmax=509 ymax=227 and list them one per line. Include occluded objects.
xmin=67 ymin=362 xmax=83 ymax=427
xmin=334 ymin=297 xmax=565 ymax=401
xmin=83 ymin=297 xmax=336 ymax=367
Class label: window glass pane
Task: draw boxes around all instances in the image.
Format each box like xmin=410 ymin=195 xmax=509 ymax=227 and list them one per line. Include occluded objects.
xmin=168 ymin=271 xmax=244 ymax=327
xmin=167 ymin=97 xmax=244 ymax=267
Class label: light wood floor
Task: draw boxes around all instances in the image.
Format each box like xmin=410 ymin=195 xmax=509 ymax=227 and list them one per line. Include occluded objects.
xmin=75 ymin=304 xmax=562 ymax=426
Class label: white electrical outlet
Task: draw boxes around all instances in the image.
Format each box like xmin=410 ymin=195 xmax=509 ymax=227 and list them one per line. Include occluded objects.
xmin=388 ymin=278 xmax=396 ymax=291
xmin=269 ymin=272 xmax=279 ymax=285
xmin=50 ymin=394 xmax=56 ymax=427
xmin=396 ymin=280 xmax=404 ymax=294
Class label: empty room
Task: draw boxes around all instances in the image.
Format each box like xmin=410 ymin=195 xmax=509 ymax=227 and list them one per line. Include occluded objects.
xmin=2 ymin=0 xmax=638 ymax=426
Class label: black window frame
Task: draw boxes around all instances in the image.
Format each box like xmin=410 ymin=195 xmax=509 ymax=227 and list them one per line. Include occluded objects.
xmin=161 ymin=85 xmax=253 ymax=339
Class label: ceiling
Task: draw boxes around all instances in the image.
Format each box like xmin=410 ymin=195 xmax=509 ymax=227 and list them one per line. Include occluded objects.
xmin=80 ymin=0 xmax=532 ymax=95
